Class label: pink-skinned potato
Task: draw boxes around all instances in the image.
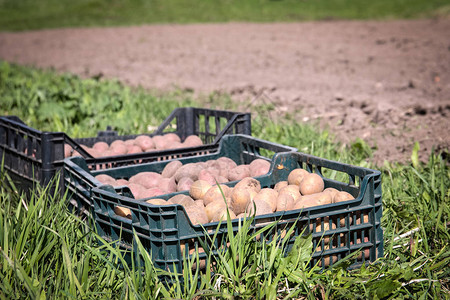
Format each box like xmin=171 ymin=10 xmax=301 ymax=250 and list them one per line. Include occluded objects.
xmin=93 ymin=141 xmax=109 ymax=152
xmin=159 ymin=177 xmax=177 ymax=193
xmin=64 ymin=144 xmax=73 ymax=158
xmin=95 ymin=174 xmax=116 ymax=185
xmin=127 ymin=183 xmax=147 ymax=200
xmin=164 ymin=133 xmax=181 ymax=143
xmin=152 ymin=135 xmax=168 ymax=150
xmin=183 ymin=135 xmax=203 ymax=147
xmin=135 ymin=135 xmax=155 ymax=151
xmin=176 ymin=177 xmax=194 ymax=192
xmin=129 ymin=172 xmax=162 ymax=189
xmin=141 ymin=187 xmax=166 ymax=199
xmin=249 ymin=159 xmax=271 ymax=177
xmin=228 ymin=165 xmax=251 ymax=182
xmin=161 ymin=160 xmax=183 ymax=178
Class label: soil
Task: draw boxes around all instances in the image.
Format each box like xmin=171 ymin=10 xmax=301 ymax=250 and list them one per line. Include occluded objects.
xmin=0 ymin=19 xmax=449 ymax=166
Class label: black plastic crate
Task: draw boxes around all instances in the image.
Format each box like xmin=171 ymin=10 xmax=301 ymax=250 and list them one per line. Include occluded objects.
xmin=90 ymin=151 xmax=383 ymax=273
xmin=64 ymin=134 xmax=297 ymax=216
xmin=0 ymin=107 xmax=251 ymax=194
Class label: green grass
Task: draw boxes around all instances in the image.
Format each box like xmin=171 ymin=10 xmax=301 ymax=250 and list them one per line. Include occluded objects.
xmin=0 ymin=0 xmax=449 ymax=31
xmin=0 ymin=62 xmax=449 ymax=298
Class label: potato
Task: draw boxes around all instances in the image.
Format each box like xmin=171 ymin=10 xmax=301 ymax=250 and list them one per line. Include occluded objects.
xmin=230 ymin=187 xmax=257 ymax=215
xmin=205 ymin=200 xmax=227 ymax=222
xmin=116 ymin=179 xmax=129 ymax=186
xmin=217 ymin=176 xmax=229 ymax=183
xmin=202 ymin=184 xmax=231 ymax=206
xmin=198 ymin=169 xmax=218 ymax=186
xmin=245 ymin=198 xmax=273 ymax=216
xmin=95 ymin=174 xmax=116 ymax=185
xmin=114 ymin=206 xmax=132 ymax=219
xmin=287 ymin=168 xmax=309 ymax=186
xmin=233 ymin=177 xmax=261 ymax=193
xmin=183 ymin=135 xmax=203 ymax=147
xmin=212 ymin=207 xmax=237 ymax=222
xmin=352 ymin=237 xmax=370 ymax=260
xmin=135 ymin=135 xmax=154 ymax=151
xmin=216 ymin=156 xmax=238 ymax=170
xmin=93 ymin=141 xmax=109 ymax=152
xmin=189 ymin=180 xmax=212 ymax=200
xmin=176 ymin=177 xmax=195 ymax=192
xmin=194 ymin=199 xmax=205 ymax=208
xmin=127 ymin=183 xmax=147 ymax=200
xmin=129 ymin=172 xmax=162 ymax=189
xmin=159 ymin=177 xmax=177 ymax=193
xmin=169 ymin=194 xmax=195 ymax=207
xmin=185 ymin=205 xmax=209 ymax=225
xmin=110 ymin=144 xmax=128 ymax=155
xmin=323 ymin=187 xmax=339 ymax=202
xmin=152 ymin=135 xmax=168 ymax=150
xmin=146 ymin=198 xmax=172 ymax=205
xmin=299 ymin=173 xmax=324 ymax=195
xmin=249 ymin=159 xmax=271 ymax=177
xmin=273 ymin=181 xmax=288 ymax=192
xmin=293 ymin=192 xmax=332 ymax=210
xmin=86 ymin=147 xmax=101 ymax=158
xmin=318 ymin=255 xmax=338 ymax=267
xmin=174 ymin=163 xmax=202 ymax=182
xmin=253 ymin=188 xmax=278 ymax=212
xmin=333 ymin=191 xmax=355 ymax=203
xmin=228 ymin=165 xmax=251 ymax=182
xmin=312 ymin=217 xmax=337 ymax=232
xmin=206 ymin=159 xmax=220 ymax=169
xmin=64 ymin=144 xmax=73 ymax=158
xmin=124 ymin=139 xmax=135 ymax=146
xmin=126 ymin=144 xmax=142 ymax=154
xmin=276 ymin=193 xmax=295 ymax=212
xmin=110 ymin=141 xmax=128 ymax=155
xmin=161 ymin=160 xmax=183 ymax=178
xmin=278 ymin=185 xmax=301 ymax=202
xmin=141 ymin=187 xmax=166 ymax=199
xmin=164 ymin=133 xmax=181 ymax=143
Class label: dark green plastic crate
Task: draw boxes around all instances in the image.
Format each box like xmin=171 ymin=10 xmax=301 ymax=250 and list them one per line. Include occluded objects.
xmin=90 ymin=151 xmax=383 ymax=272
xmin=0 ymin=107 xmax=251 ymax=194
xmin=64 ymin=134 xmax=297 ymax=216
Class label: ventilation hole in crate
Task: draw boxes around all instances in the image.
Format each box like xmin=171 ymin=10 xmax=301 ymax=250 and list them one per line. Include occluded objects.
xmin=318 ymin=254 xmax=338 ymax=267
xmin=161 ymin=119 xmax=177 ymax=134
xmin=310 ymin=216 xmax=337 ymax=234
xmin=219 ymin=117 xmax=228 ymax=133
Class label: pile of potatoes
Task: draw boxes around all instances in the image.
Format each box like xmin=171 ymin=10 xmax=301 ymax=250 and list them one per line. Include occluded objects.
xmin=94 ymin=157 xmax=271 ymax=201
xmin=64 ymin=134 xmax=203 ymax=158
xmin=113 ymin=168 xmax=355 ymax=225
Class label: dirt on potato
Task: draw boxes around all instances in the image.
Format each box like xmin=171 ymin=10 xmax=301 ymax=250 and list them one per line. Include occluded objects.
xmin=0 ymin=19 xmax=449 ymax=166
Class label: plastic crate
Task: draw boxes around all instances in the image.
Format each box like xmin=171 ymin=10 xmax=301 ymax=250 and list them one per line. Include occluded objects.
xmin=90 ymin=151 xmax=383 ymax=272
xmin=0 ymin=107 xmax=251 ymax=194
xmin=64 ymin=134 xmax=297 ymax=216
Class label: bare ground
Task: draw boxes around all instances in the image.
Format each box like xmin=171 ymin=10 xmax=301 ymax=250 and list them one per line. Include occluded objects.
xmin=0 ymin=20 xmax=449 ymax=166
